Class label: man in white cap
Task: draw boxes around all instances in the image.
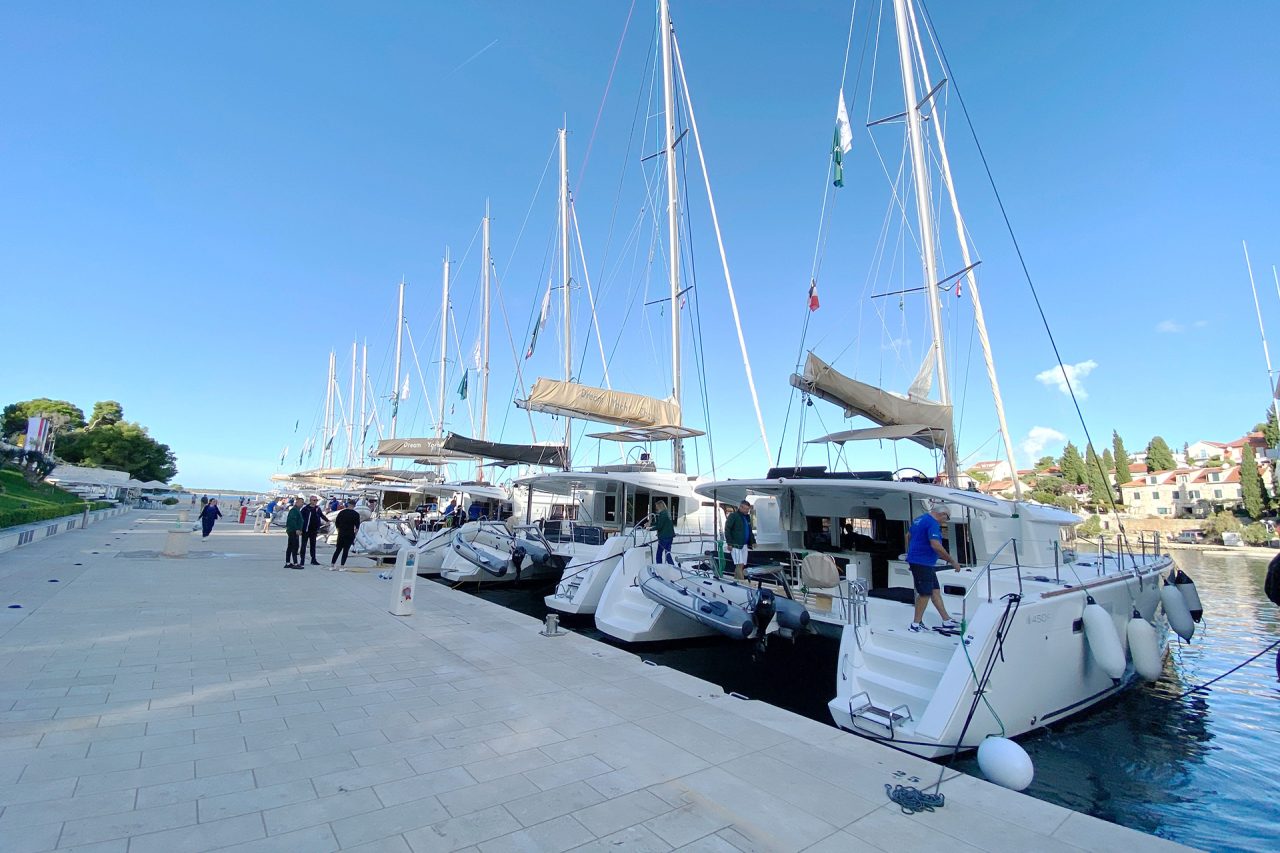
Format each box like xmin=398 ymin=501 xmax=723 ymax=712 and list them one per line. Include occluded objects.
xmin=906 ymin=502 xmax=961 ymax=632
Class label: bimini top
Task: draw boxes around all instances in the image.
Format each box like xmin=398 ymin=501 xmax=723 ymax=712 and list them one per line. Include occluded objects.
xmin=516 ymin=468 xmax=701 ymax=499
xmin=413 ymin=481 xmax=509 ymax=502
xmin=693 ymin=476 xmax=1079 ymax=525
xmin=789 ymin=352 xmax=951 ymax=449
xmin=517 ymin=379 xmax=681 ymax=429
xmin=439 ymin=433 xmax=567 ymax=468
xmin=371 ymin=437 xmax=475 ymax=461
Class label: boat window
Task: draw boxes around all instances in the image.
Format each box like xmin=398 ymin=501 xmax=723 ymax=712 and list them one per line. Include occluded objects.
xmin=604 ymin=494 xmax=618 ymax=524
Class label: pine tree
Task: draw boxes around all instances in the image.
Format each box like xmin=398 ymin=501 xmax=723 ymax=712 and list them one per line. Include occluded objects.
xmin=1241 ymin=445 xmax=1264 ymax=519
xmin=1085 ymin=444 xmax=1114 ymax=509
xmin=1059 ymin=442 xmax=1087 ymax=485
xmin=1146 ymin=436 xmax=1176 ymax=471
xmin=1112 ymin=432 xmax=1132 ymax=496
xmin=1264 ymin=409 xmax=1280 ymax=448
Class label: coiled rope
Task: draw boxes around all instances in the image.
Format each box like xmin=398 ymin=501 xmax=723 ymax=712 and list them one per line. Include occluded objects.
xmin=885 ymin=783 xmax=944 ymax=815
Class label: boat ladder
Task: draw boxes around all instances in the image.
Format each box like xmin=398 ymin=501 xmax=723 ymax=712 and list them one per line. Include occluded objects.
xmin=847 ymin=690 xmax=912 ymax=739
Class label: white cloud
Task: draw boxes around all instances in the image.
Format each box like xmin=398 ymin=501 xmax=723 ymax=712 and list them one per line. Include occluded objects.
xmin=1035 ymin=360 xmax=1098 ymax=399
xmin=1156 ymin=320 xmax=1184 ymax=333
xmin=1020 ymin=426 xmax=1067 ymax=459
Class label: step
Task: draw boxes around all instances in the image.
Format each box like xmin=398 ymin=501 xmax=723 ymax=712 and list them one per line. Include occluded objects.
xmin=856 ymin=669 xmax=936 ymax=711
xmin=859 ymin=643 xmax=948 ymax=690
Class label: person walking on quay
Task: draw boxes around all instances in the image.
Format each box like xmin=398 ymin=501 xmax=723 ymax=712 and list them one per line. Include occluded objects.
xmin=284 ymin=497 xmax=304 ymax=569
xmin=198 ymin=498 xmax=222 ymax=538
xmin=724 ymin=500 xmax=754 ymax=581
xmin=906 ymin=502 xmax=961 ymax=633
xmin=260 ymin=497 xmax=278 ymax=533
xmin=653 ymin=499 xmax=676 ymax=565
xmin=298 ymin=495 xmax=328 ymax=566
xmin=330 ymin=500 xmax=363 ymax=570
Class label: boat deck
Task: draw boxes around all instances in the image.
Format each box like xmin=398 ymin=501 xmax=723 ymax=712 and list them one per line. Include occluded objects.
xmin=0 ymin=510 xmax=1191 ymax=852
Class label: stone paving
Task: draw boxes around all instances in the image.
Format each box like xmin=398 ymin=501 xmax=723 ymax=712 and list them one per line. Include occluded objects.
xmin=0 ymin=511 xmax=1192 ymax=852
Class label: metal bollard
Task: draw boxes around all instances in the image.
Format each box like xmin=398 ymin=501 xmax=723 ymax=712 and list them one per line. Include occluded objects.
xmin=540 ymin=613 xmax=564 ymax=637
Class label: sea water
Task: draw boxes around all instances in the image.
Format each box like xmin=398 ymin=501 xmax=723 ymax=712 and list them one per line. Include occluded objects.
xmin=454 ymin=548 xmax=1278 ymax=852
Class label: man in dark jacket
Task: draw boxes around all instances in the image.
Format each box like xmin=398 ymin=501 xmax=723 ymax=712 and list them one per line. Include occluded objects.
xmin=298 ymin=495 xmax=328 ymax=566
xmin=285 ymin=498 xmax=304 ymax=568
xmin=724 ymin=500 xmax=754 ymax=580
xmin=652 ymin=499 xmax=676 ymax=565
xmin=330 ymin=500 xmax=363 ymax=569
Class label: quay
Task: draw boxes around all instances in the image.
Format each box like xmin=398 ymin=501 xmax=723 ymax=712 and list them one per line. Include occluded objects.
xmin=0 ymin=511 xmax=1190 ymax=852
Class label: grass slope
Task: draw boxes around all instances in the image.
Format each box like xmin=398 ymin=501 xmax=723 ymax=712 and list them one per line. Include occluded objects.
xmin=0 ymin=465 xmax=94 ymax=529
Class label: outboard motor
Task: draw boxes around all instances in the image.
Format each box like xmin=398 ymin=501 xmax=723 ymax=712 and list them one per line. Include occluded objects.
xmin=511 ymin=545 xmax=527 ymax=582
xmin=751 ymin=588 xmax=777 ymax=661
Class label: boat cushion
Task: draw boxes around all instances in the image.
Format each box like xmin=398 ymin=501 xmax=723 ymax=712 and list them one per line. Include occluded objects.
xmin=867 ymin=586 xmax=916 ymax=604
xmin=800 ymin=553 xmax=841 ymax=589
xmin=700 ymin=600 xmax=728 ymax=617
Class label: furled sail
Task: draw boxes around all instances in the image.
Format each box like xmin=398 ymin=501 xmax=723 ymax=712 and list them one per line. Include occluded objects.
xmin=517 ymin=379 xmax=681 ymax=429
xmin=440 ymin=433 xmax=567 ymax=468
xmin=789 ymin=352 xmax=951 ymax=449
xmin=371 ymin=437 xmax=473 ymax=461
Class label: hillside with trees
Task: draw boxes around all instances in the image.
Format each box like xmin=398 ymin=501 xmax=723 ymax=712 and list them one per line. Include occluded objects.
xmin=2 ymin=398 xmax=177 ymax=483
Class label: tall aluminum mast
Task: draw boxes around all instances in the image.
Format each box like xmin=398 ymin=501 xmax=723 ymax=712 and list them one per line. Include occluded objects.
xmin=437 ymin=248 xmax=450 ymax=439
xmin=892 ymin=0 xmax=956 ymax=484
xmin=660 ymin=0 xmax=685 ymax=473
xmin=390 ymin=278 xmax=405 ymax=441
xmin=479 ymin=204 xmax=491 ymax=481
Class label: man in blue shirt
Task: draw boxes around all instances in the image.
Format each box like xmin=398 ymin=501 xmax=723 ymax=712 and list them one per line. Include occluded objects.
xmin=906 ymin=504 xmax=961 ymax=632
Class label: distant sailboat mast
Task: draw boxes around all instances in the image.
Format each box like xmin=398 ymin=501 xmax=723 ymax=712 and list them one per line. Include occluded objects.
xmin=322 ymin=350 xmax=336 ymax=470
xmin=558 ymin=126 xmax=573 ymax=465
xmin=659 ymin=0 xmax=685 ymax=474
xmin=1243 ymin=241 xmax=1279 ymax=430
xmin=437 ymin=248 xmax=451 ymax=440
xmin=391 ymin=278 xmax=405 ymax=442
xmin=347 ymin=339 xmax=357 ymax=468
xmin=479 ymin=204 xmax=492 ymax=482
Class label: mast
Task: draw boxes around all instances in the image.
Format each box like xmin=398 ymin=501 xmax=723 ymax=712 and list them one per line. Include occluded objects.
xmin=360 ymin=341 xmax=367 ymax=465
xmin=558 ymin=125 xmax=573 ymax=465
xmin=479 ymin=203 xmax=492 ymax=481
xmin=1243 ymin=242 xmax=1278 ymax=428
xmin=347 ymin=339 xmax=357 ymax=468
xmin=322 ymin=350 xmax=336 ymax=469
xmin=892 ymin=0 xmax=955 ymax=484
xmin=437 ymin=248 xmax=450 ymax=439
xmin=660 ymin=0 xmax=685 ymax=473
xmin=391 ymin=278 xmax=405 ymax=441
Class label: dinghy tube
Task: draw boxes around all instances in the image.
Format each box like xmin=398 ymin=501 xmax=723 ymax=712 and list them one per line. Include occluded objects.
xmin=1126 ymin=610 xmax=1163 ymax=681
xmin=1082 ymin=599 xmax=1125 ymax=680
xmin=1174 ymin=569 xmax=1203 ymax=623
xmin=1161 ymin=579 xmax=1195 ymax=642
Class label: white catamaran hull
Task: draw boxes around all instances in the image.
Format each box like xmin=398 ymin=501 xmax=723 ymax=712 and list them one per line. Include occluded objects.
xmin=828 ymin=558 xmax=1171 ymax=759
xmin=594 ymin=546 xmax=719 ymax=643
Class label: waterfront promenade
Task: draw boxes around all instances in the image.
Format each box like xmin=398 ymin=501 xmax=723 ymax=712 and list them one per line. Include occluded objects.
xmin=0 ymin=511 xmax=1190 ymax=852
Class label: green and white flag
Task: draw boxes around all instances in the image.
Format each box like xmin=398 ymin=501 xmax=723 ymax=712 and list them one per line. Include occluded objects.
xmin=526 ymin=284 xmax=551 ymax=359
xmin=457 ymin=370 xmax=468 ymax=400
xmin=832 ymin=87 xmax=854 ymax=188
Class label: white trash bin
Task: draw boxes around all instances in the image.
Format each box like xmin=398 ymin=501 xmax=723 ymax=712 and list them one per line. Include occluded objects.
xmin=162 ymin=529 xmax=191 ymax=558
xmin=390 ymin=546 xmax=417 ymax=617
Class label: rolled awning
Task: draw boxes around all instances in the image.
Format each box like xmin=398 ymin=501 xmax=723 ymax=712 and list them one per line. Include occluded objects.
xmin=372 ymin=437 xmax=474 ymax=461
xmin=517 ymin=379 xmax=681 ymax=429
xmin=439 ymin=433 xmax=567 ymax=468
xmin=789 ymin=352 xmax=951 ymax=449
xmin=805 ymin=424 xmax=942 ymax=446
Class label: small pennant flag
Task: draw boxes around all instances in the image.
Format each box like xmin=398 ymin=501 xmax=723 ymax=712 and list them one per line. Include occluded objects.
xmin=471 ymin=339 xmax=482 ymax=370
xmin=457 ymin=371 xmax=469 ymax=400
xmin=526 ymin=285 xmax=551 ymax=359
xmin=280 ymin=445 xmax=288 ymax=465
xmin=293 ymin=419 xmax=299 ymax=433
xmin=832 ymin=87 xmax=854 ymax=188
xmin=400 ymin=377 xmax=410 ymax=400
xmin=808 ymin=280 xmax=820 ymax=312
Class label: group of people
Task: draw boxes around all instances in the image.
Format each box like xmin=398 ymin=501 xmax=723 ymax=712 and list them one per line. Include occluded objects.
xmin=276 ymin=495 xmax=364 ymax=570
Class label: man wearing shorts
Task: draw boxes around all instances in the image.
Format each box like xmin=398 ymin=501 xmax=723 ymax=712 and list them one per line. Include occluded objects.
xmin=906 ymin=504 xmax=961 ymax=632
xmin=725 ymin=500 xmax=754 ymax=581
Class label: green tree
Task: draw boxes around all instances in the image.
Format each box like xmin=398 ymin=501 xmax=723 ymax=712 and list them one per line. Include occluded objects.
xmin=1059 ymin=442 xmax=1087 ymax=485
xmin=1078 ymin=514 xmax=1103 ymax=537
xmin=1243 ymin=522 xmax=1271 ymax=546
xmin=1112 ymin=432 xmax=1132 ymax=495
xmin=89 ymin=401 xmax=124 ymax=427
xmin=1146 ymin=436 xmax=1177 ymax=472
xmin=2 ymin=399 xmax=86 ymax=439
xmin=1241 ymin=444 xmax=1263 ymax=519
xmin=1034 ymin=455 xmax=1056 ymax=471
xmin=1203 ymin=510 xmax=1243 ymax=542
xmin=1085 ymin=444 xmax=1114 ymax=509
xmin=965 ymin=468 xmax=991 ymax=485
xmin=1257 ymin=409 xmax=1280 ymax=447
xmin=1183 ymin=442 xmax=1194 ymax=467
xmin=56 ymin=422 xmax=177 ymax=482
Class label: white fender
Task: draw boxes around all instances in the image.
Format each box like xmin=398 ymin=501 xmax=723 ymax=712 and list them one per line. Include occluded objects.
xmin=977 ymin=737 xmax=1034 ymax=792
xmin=1161 ymin=582 xmax=1195 ymax=642
xmin=1082 ymin=603 xmax=1126 ymax=680
xmin=1175 ymin=572 xmax=1203 ymax=623
xmin=1126 ymin=616 xmax=1162 ymax=681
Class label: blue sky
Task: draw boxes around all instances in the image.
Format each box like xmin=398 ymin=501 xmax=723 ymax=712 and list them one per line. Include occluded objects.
xmin=3 ymin=1 xmax=1279 ymax=490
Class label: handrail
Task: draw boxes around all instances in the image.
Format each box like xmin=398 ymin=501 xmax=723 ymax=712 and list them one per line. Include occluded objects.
xmin=960 ymin=537 xmax=1019 ymax=622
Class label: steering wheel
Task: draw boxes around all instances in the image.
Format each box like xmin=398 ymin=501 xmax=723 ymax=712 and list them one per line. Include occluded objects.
xmin=894 ymin=467 xmax=929 ymax=481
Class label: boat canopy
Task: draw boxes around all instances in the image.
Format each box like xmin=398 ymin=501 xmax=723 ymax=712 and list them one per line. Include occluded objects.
xmin=517 ymin=378 xmax=681 ymax=429
xmin=694 ymin=477 xmax=1019 ymax=519
xmin=516 ymin=469 xmax=699 ymax=499
xmin=585 ymin=425 xmax=704 ymax=442
xmin=438 ymin=433 xmax=567 ymax=468
xmin=789 ymin=353 xmax=951 ymax=448
xmin=413 ymin=481 xmax=509 ymax=502
xmin=806 ymin=424 xmax=941 ymax=445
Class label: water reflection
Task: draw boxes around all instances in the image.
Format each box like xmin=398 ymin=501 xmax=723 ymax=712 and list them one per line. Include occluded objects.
xmin=451 ymin=549 xmax=1279 ymax=852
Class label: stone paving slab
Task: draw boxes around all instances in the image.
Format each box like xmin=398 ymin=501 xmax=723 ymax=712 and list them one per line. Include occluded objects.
xmin=0 ymin=511 xmax=1194 ymax=852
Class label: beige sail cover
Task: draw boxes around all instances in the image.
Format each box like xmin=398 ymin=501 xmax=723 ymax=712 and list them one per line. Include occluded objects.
xmin=789 ymin=352 xmax=951 ymax=449
xmin=372 ymin=438 xmax=472 ymax=460
xmin=520 ymin=379 xmax=681 ymax=429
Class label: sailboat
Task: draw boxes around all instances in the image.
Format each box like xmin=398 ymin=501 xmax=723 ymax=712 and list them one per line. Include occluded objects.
xmin=694 ymin=0 xmax=1176 ymax=757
